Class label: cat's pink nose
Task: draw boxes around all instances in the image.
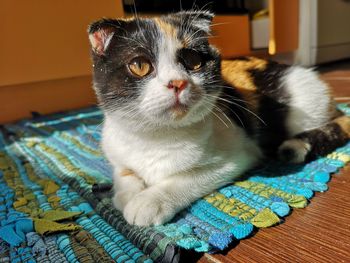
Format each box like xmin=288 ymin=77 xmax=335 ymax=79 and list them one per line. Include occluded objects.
xmin=168 ymin=80 xmax=188 ymax=93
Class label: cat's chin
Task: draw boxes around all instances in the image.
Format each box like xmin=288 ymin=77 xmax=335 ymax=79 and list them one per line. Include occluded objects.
xmin=161 ymin=100 xmax=213 ymax=128
xmin=106 ymin=99 xmax=212 ymax=131
xmin=168 ymin=104 xmax=190 ymax=120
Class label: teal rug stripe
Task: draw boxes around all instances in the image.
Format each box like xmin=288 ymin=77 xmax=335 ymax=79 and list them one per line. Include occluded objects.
xmin=0 ymin=103 xmax=349 ymax=262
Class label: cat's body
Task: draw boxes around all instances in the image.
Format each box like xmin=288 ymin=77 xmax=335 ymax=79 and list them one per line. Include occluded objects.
xmin=88 ymin=11 xmax=350 ymax=226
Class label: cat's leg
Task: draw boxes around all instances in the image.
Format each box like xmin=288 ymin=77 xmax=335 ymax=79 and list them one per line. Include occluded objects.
xmin=122 ymin=164 xmax=242 ymax=226
xmin=277 ymin=66 xmax=350 ymax=163
xmin=278 ymin=115 xmax=350 ymax=163
xmin=113 ymin=168 xmax=146 ymax=211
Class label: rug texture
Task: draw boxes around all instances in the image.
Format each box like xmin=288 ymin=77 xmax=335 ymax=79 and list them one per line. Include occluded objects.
xmin=0 ymin=104 xmax=349 ymax=263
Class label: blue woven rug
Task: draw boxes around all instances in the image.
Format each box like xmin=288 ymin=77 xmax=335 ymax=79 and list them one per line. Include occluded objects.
xmin=0 ymin=104 xmax=349 ymax=262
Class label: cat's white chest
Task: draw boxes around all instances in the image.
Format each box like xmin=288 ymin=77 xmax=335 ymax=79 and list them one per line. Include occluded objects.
xmin=102 ymin=113 xmax=262 ymax=187
xmin=102 ymin=117 xmax=211 ymax=185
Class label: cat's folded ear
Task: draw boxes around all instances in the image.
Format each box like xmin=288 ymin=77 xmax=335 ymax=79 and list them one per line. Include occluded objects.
xmin=177 ymin=10 xmax=214 ymax=34
xmin=88 ymin=18 xmax=123 ymax=55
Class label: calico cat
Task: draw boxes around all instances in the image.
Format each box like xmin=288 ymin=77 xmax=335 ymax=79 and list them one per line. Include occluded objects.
xmin=88 ymin=11 xmax=350 ymax=226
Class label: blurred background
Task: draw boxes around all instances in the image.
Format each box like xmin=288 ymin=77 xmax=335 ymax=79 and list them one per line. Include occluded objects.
xmin=1 ymin=0 xmax=350 ymax=124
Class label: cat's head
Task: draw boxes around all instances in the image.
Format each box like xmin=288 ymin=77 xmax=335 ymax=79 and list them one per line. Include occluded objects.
xmin=88 ymin=11 xmax=221 ymax=129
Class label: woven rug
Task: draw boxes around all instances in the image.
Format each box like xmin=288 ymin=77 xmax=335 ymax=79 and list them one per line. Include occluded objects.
xmin=0 ymin=104 xmax=349 ymax=263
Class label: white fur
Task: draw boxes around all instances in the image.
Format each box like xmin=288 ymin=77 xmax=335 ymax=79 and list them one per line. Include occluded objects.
xmin=103 ymin=111 xmax=261 ymax=226
xmin=283 ymin=66 xmax=332 ymax=136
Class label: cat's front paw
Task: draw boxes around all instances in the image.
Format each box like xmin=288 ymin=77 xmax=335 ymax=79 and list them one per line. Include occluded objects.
xmin=113 ymin=190 xmax=136 ymax=211
xmin=112 ymin=169 xmax=146 ymax=211
xmin=123 ymin=189 xmax=176 ymax=226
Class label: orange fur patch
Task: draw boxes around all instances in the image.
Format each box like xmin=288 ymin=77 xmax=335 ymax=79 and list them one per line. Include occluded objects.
xmin=221 ymin=57 xmax=267 ymax=115
xmin=221 ymin=57 xmax=267 ymax=92
xmin=117 ymin=16 xmax=136 ymax=22
xmin=154 ymin=18 xmax=177 ymax=38
xmin=334 ymin=116 xmax=350 ymax=137
xmin=120 ymin=169 xmax=135 ymax=177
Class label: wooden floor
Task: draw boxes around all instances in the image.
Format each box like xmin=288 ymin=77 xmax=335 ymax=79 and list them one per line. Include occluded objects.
xmin=198 ymin=60 xmax=350 ymax=263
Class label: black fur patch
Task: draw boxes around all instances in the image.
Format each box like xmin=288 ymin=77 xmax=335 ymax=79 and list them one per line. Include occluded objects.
xmin=249 ymin=60 xmax=290 ymax=156
xmin=296 ymin=122 xmax=349 ymax=161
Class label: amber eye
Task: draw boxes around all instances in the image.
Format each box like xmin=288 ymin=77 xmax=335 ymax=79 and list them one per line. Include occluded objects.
xmin=128 ymin=57 xmax=152 ymax=77
xmin=178 ymin=49 xmax=203 ymax=71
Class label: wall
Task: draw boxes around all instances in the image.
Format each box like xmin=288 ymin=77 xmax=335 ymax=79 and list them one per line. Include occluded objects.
xmin=316 ymin=0 xmax=350 ymax=64
xmin=0 ymin=0 xmax=124 ymax=123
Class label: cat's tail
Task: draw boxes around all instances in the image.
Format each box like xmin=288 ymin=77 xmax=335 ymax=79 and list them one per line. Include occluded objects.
xmin=278 ymin=114 xmax=350 ymax=163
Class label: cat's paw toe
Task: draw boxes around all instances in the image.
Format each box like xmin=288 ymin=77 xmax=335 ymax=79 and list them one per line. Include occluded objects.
xmin=123 ymin=191 xmax=175 ymax=226
xmin=278 ymin=139 xmax=311 ymax=163
xmin=113 ymin=191 xmax=136 ymax=211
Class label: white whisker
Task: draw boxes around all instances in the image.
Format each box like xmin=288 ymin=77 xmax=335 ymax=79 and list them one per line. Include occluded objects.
xmin=204 ymin=94 xmax=266 ymax=126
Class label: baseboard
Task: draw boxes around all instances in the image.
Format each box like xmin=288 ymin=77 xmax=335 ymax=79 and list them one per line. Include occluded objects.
xmin=314 ymin=42 xmax=350 ymax=65
xmin=0 ymin=75 xmax=97 ymax=124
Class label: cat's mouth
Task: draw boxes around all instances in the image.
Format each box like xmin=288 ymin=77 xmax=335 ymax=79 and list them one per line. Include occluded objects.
xmin=169 ymin=103 xmax=189 ymax=119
